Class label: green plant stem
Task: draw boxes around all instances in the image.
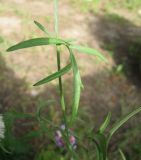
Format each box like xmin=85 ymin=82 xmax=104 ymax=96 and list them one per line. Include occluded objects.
xmin=56 ymin=45 xmax=77 ymax=158
xmin=56 ymin=47 xmax=66 ymax=112
xmin=54 ymin=0 xmax=75 ymax=158
xmin=54 ymin=0 xmax=66 ymax=123
xmin=56 ymin=46 xmax=72 ymax=151
xmin=54 ymin=0 xmax=59 ymax=36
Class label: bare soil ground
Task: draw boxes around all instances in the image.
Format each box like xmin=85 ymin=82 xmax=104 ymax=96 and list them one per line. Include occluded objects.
xmin=0 ymin=0 xmax=141 ymax=144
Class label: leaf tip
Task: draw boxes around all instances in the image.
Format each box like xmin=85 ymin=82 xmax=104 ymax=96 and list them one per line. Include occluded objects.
xmin=6 ymin=47 xmax=12 ymax=52
xmin=34 ymin=20 xmax=37 ymax=24
xmin=33 ymin=83 xmax=38 ymax=87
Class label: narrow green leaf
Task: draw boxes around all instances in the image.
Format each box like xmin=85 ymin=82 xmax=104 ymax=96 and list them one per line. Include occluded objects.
xmin=96 ymin=134 xmax=107 ymax=160
xmin=7 ymin=38 xmax=66 ymax=52
xmin=93 ymin=140 xmax=101 ymax=160
xmin=33 ymin=63 xmax=72 ymax=86
xmin=119 ymin=149 xmax=126 ymax=160
xmin=69 ymin=49 xmax=81 ymax=123
xmin=70 ymin=45 xmax=107 ymax=62
xmin=99 ymin=112 xmax=111 ymax=134
xmin=0 ymin=144 xmax=12 ymax=154
xmin=108 ymin=106 xmax=141 ymax=142
xmin=34 ymin=21 xmax=50 ymax=36
xmin=92 ymin=133 xmax=107 ymax=160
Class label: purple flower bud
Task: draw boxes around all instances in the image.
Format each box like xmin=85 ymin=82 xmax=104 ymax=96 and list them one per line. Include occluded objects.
xmin=61 ymin=124 xmax=65 ymax=130
xmin=55 ymin=131 xmax=64 ymax=147
xmin=54 ymin=124 xmax=77 ymax=149
xmin=69 ymin=135 xmax=76 ymax=145
xmin=55 ymin=137 xmax=65 ymax=147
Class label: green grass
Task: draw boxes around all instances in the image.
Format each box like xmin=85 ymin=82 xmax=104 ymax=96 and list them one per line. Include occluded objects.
xmin=69 ymin=0 xmax=99 ymax=13
xmin=105 ymin=13 xmax=127 ymax=24
xmin=109 ymin=0 xmax=141 ymax=10
xmin=69 ymin=0 xmax=141 ymax=13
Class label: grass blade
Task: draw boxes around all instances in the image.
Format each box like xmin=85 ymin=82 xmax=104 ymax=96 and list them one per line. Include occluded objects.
xmin=119 ymin=149 xmax=126 ymax=160
xmin=33 ymin=63 xmax=72 ymax=86
xmin=34 ymin=21 xmax=51 ymax=36
xmin=0 ymin=144 xmax=12 ymax=154
xmin=70 ymin=45 xmax=107 ymax=62
xmin=95 ymin=133 xmax=107 ymax=160
xmin=108 ymin=106 xmax=141 ymax=141
xmin=99 ymin=112 xmax=111 ymax=134
xmin=93 ymin=140 xmax=101 ymax=160
xmin=92 ymin=133 xmax=107 ymax=160
xmin=7 ymin=38 xmax=66 ymax=52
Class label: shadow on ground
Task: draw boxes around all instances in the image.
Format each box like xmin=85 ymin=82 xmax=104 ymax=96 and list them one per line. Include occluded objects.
xmin=89 ymin=13 xmax=141 ymax=86
xmin=0 ymin=50 xmax=141 ymax=159
xmin=0 ymin=54 xmax=32 ymax=112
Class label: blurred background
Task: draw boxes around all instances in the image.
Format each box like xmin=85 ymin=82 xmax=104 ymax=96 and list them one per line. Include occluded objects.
xmin=1 ymin=0 xmax=141 ymax=159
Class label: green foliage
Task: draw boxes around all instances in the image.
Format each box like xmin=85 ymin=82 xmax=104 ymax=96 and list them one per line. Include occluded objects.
xmin=69 ymin=49 xmax=82 ymax=123
xmin=34 ymin=63 xmax=72 ymax=86
xmin=119 ymin=149 xmax=127 ymax=160
xmin=70 ymin=45 xmax=107 ymax=62
xmin=105 ymin=13 xmax=127 ymax=24
xmin=88 ymin=107 xmax=141 ymax=160
xmin=70 ymin=0 xmax=141 ymax=13
xmin=108 ymin=106 xmax=141 ymax=142
xmin=35 ymin=149 xmax=61 ymax=160
xmin=6 ymin=38 xmax=67 ymax=52
xmin=109 ymin=0 xmax=141 ymax=11
xmin=99 ymin=112 xmax=111 ymax=134
xmin=0 ymin=111 xmax=34 ymax=160
xmin=4 ymin=0 xmax=141 ymax=160
xmin=7 ymin=22 xmax=106 ymax=125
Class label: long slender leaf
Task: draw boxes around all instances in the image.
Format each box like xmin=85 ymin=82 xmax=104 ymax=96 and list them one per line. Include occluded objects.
xmin=94 ymin=141 xmax=101 ymax=160
xmin=69 ymin=49 xmax=81 ymax=123
xmin=70 ymin=45 xmax=107 ymax=62
xmin=92 ymin=133 xmax=107 ymax=160
xmin=34 ymin=21 xmax=51 ymax=36
xmin=93 ymin=139 xmax=101 ymax=160
xmin=119 ymin=149 xmax=126 ymax=160
xmin=108 ymin=106 xmax=141 ymax=142
xmin=7 ymin=38 xmax=67 ymax=52
xmin=99 ymin=112 xmax=111 ymax=134
xmin=96 ymin=133 xmax=107 ymax=160
xmin=33 ymin=63 xmax=72 ymax=86
xmin=0 ymin=144 xmax=12 ymax=154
